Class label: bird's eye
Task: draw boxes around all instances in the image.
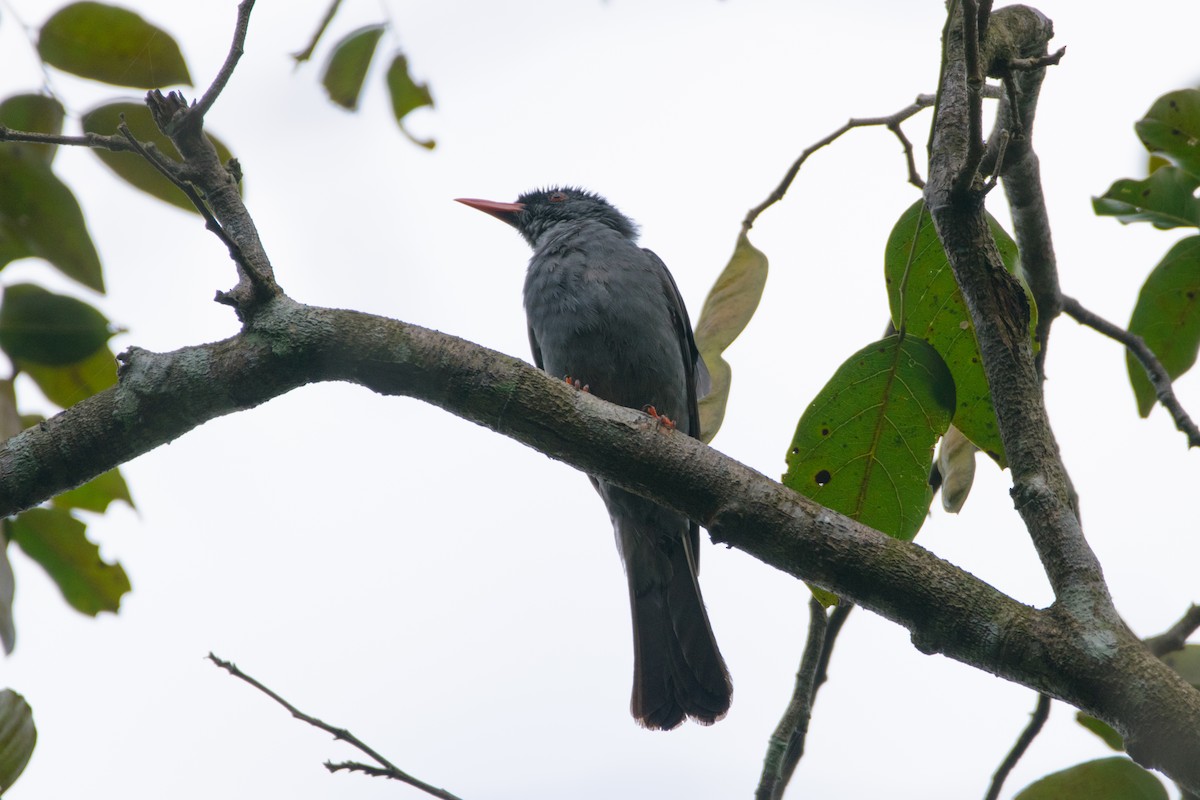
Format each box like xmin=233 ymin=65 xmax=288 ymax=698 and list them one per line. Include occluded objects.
xmin=548 ymin=191 xmax=568 ymax=203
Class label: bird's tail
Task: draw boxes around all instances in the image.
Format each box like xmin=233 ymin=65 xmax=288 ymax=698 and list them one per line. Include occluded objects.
xmin=617 ymin=508 xmax=732 ymax=730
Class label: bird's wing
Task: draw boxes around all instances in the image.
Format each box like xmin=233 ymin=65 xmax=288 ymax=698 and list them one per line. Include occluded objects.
xmin=527 ymin=326 xmax=544 ymax=371
xmin=644 ymin=248 xmax=709 ymax=566
xmin=643 ymin=248 xmax=708 ymax=441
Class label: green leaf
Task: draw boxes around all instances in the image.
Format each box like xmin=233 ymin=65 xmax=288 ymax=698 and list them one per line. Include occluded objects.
xmin=0 ymin=155 xmax=104 ymax=289
xmin=322 ymin=24 xmax=385 ymax=111
xmin=292 ymin=0 xmax=344 ymax=64
xmin=783 ymin=334 xmax=955 ymax=544
xmin=385 ymin=53 xmax=435 ymax=149
xmin=0 ymin=284 xmax=111 ymax=366
xmin=0 ymin=94 xmax=65 ymax=164
xmin=37 ymin=2 xmax=191 ymax=88
xmin=1093 ymin=166 xmax=1200 ymax=229
xmin=1136 ymin=89 xmax=1200 ymax=178
xmin=19 ymin=345 xmax=117 ymax=408
xmin=1125 ymin=235 xmax=1200 ymax=416
xmin=884 ymin=199 xmax=1018 ymax=465
xmin=1161 ymin=643 xmax=1200 ymax=689
xmin=1014 ymin=757 xmax=1166 ymax=800
xmin=8 ymin=507 xmax=130 ymax=616
xmin=51 ymin=468 xmax=134 ymax=514
xmin=0 ymin=689 xmax=36 ymax=793
xmin=694 ymin=232 xmax=769 ymax=443
xmin=1075 ymin=712 xmax=1125 ymax=751
xmin=81 ymin=102 xmax=238 ymax=214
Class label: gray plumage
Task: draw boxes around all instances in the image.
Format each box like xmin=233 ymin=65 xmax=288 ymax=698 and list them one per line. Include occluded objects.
xmin=457 ymin=186 xmax=731 ymax=729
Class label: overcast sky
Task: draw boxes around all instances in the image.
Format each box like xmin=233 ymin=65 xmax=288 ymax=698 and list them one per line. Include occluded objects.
xmin=3 ymin=1 xmax=1200 ymax=798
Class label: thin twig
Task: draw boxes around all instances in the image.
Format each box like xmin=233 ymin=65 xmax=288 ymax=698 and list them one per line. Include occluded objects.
xmin=192 ymin=0 xmax=256 ymax=121
xmin=1062 ymin=295 xmax=1200 ymax=448
xmin=292 ymin=0 xmax=344 ymax=64
xmin=207 ymin=653 xmax=465 ymax=800
xmin=757 ymin=597 xmax=830 ymax=800
xmin=1146 ymin=605 xmax=1200 ymax=657
xmin=982 ymin=129 xmax=1009 ymax=193
xmin=955 ymin=0 xmax=986 ymax=198
xmin=1008 ymin=47 xmax=1066 ymax=72
xmin=984 ymin=694 xmax=1051 ymax=800
xmin=742 ymin=94 xmax=937 ymax=231
xmin=0 ymin=127 xmax=134 ymax=152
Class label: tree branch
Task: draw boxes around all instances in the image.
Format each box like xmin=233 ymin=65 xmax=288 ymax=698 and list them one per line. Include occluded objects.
xmin=1062 ymin=295 xmax=1200 ymax=448
xmin=207 ymin=653 xmax=463 ymax=800
xmin=2 ymin=294 xmax=1199 ymax=787
xmin=984 ymin=694 xmax=1051 ymax=800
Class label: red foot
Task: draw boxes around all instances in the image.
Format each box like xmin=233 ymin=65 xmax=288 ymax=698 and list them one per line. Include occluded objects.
xmin=643 ymin=405 xmax=676 ymax=430
xmin=563 ymin=376 xmax=590 ymax=392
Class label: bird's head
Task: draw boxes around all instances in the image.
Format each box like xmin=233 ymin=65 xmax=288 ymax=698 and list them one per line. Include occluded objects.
xmin=456 ymin=186 xmax=638 ymax=247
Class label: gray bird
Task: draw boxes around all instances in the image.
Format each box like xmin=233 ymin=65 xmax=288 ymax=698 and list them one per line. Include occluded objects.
xmin=457 ymin=186 xmax=732 ymax=730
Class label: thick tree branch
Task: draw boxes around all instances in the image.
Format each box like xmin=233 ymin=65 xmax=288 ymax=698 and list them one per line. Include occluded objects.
xmin=924 ymin=4 xmax=1200 ymax=786
xmin=2 ymin=296 xmax=1199 ymax=787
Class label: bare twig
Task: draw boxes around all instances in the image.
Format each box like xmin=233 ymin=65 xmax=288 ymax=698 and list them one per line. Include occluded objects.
xmin=192 ymin=0 xmax=256 ymax=121
xmin=0 ymin=128 xmax=134 ymax=151
xmin=1061 ymin=295 xmax=1200 ymax=448
xmin=1007 ymin=47 xmax=1066 ymax=72
xmin=955 ymin=0 xmax=986 ymax=198
xmin=292 ymin=0 xmax=344 ymax=64
xmin=757 ymin=597 xmax=830 ymax=800
xmin=1147 ymin=605 xmax=1200 ymax=657
xmin=984 ymin=694 xmax=1051 ymax=800
xmin=742 ymin=94 xmax=937 ymax=231
xmin=207 ymin=653 xmax=465 ymax=800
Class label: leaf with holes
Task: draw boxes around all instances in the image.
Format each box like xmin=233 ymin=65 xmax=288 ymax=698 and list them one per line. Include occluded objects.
xmin=1136 ymin=89 xmax=1200 ymax=179
xmin=1125 ymin=235 xmax=1200 ymax=416
xmin=52 ymin=468 xmax=134 ymax=514
xmin=38 ymin=2 xmax=191 ymax=88
xmin=1013 ymin=757 xmax=1166 ymax=800
xmin=322 ymin=25 xmax=385 ymax=110
xmin=81 ymin=102 xmax=238 ymax=214
xmin=1094 ymin=165 xmax=1200 ymax=229
xmin=386 ymin=53 xmax=434 ymax=149
xmin=884 ymin=199 xmax=1019 ymax=466
xmin=8 ymin=508 xmax=130 ymax=616
xmin=783 ymin=334 xmax=955 ymax=549
xmin=694 ymin=232 xmax=768 ymax=442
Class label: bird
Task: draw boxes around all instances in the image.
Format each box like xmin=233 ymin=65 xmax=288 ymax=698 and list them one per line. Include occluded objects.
xmin=456 ymin=186 xmax=732 ymax=730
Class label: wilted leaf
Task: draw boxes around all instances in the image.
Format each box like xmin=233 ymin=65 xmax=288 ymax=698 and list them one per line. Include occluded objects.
xmin=0 ymin=94 xmax=65 ymax=164
xmin=0 ymin=284 xmax=111 ymax=366
xmin=783 ymin=334 xmax=955 ymax=542
xmin=38 ymin=1 xmax=191 ymax=88
xmin=52 ymin=468 xmax=134 ymax=514
xmin=19 ymin=345 xmax=117 ymax=408
xmin=694 ymin=232 xmax=768 ymax=442
xmin=934 ymin=424 xmax=978 ymax=513
xmin=8 ymin=507 xmax=130 ymax=616
xmin=0 ymin=156 xmax=103 ymax=289
xmin=292 ymin=0 xmax=344 ymax=64
xmin=1125 ymin=235 xmax=1200 ymax=416
xmin=884 ymin=199 xmax=1019 ymax=465
xmin=322 ymin=24 xmax=385 ymax=110
xmin=1075 ymin=712 xmax=1125 ymax=751
xmin=1013 ymin=757 xmax=1166 ymax=800
xmin=81 ymin=102 xmax=238 ymax=214
xmin=0 ymin=689 xmax=35 ymax=792
xmin=385 ymin=53 xmax=434 ymax=149
xmin=1136 ymin=89 xmax=1200 ymax=178
xmin=1093 ymin=165 xmax=1200 ymax=229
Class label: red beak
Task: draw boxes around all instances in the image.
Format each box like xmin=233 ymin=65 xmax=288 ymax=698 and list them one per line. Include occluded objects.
xmin=455 ymin=197 xmax=524 ymax=226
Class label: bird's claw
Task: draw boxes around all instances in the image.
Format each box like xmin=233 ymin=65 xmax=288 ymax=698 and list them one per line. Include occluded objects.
xmin=564 ymin=376 xmax=590 ymax=392
xmin=642 ymin=405 xmax=677 ymax=430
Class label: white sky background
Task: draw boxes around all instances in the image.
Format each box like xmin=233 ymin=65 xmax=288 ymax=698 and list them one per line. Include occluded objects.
xmin=2 ymin=0 xmax=1199 ymax=798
